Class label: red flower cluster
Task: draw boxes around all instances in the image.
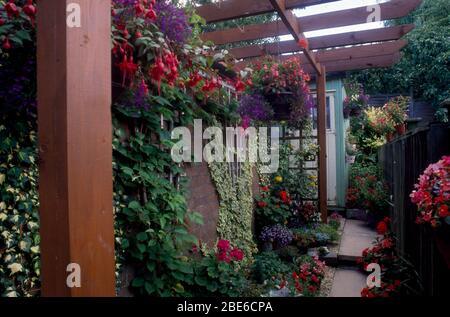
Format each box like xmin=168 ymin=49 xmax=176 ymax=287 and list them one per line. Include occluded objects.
xmin=410 ymin=156 xmax=450 ymax=227
xmin=0 ymin=0 xmax=36 ymax=50
xmin=290 ymin=257 xmax=325 ymax=296
xmin=346 ymin=187 xmax=359 ymax=208
xmin=215 ymin=239 xmax=244 ymax=263
xmin=361 ymin=280 xmax=401 ymax=298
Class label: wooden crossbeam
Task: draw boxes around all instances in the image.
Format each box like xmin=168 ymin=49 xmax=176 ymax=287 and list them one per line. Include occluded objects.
xmin=201 ymin=0 xmax=422 ymax=45
xmin=228 ymin=24 xmax=414 ymax=59
xmin=269 ymin=0 xmax=321 ymax=74
xmin=196 ymin=0 xmax=340 ymax=23
xmin=236 ymin=41 xmax=405 ymax=73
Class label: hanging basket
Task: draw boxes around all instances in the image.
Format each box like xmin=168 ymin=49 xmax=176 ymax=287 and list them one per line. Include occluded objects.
xmin=264 ymin=91 xmax=295 ymax=120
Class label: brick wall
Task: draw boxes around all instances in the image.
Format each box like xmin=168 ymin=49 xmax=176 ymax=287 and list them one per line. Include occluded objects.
xmin=185 ymin=163 xmax=260 ymax=247
xmin=185 ymin=162 xmax=220 ymax=246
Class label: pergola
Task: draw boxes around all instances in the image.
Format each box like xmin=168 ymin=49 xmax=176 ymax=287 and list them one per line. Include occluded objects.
xmin=36 ymin=0 xmax=421 ymax=296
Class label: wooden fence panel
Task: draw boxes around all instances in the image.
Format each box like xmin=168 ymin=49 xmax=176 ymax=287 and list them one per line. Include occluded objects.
xmin=379 ymin=123 xmax=450 ymax=296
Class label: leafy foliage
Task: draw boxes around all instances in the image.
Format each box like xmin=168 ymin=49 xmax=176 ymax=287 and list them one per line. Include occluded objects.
xmin=113 ymin=85 xmax=207 ymax=296
xmin=0 ymin=111 xmax=39 ymax=297
xmin=350 ymin=0 xmax=450 ymax=110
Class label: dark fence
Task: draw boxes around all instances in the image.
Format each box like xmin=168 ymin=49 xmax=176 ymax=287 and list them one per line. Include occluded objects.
xmin=379 ymin=122 xmax=450 ymax=296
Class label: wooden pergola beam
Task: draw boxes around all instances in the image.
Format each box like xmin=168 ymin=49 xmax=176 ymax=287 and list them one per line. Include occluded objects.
xmin=201 ymin=0 xmax=422 ymax=45
xmin=237 ymin=40 xmax=406 ymax=71
xmin=316 ymin=64 xmax=327 ymax=223
xmin=269 ymin=0 xmax=321 ymax=74
xmin=228 ymin=24 xmax=414 ymax=60
xmin=37 ymin=0 xmax=115 ymax=296
xmin=196 ymin=0 xmax=340 ymax=23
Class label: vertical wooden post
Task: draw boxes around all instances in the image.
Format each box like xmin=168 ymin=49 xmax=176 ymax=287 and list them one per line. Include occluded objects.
xmin=317 ymin=65 xmax=328 ymax=223
xmin=37 ymin=0 xmax=115 ymax=296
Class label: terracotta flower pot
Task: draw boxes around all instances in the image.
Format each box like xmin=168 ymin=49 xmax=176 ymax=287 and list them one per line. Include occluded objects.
xmin=395 ymin=123 xmax=406 ymax=136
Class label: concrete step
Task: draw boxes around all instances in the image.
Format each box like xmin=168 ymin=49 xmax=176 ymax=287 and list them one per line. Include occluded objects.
xmin=337 ymin=219 xmax=379 ymax=263
xmin=330 ymin=267 xmax=367 ymax=297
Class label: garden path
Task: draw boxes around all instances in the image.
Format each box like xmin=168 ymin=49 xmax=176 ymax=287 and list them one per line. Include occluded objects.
xmin=329 ymin=219 xmax=379 ymax=297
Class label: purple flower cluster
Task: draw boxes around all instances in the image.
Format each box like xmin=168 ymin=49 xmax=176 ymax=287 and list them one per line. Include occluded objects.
xmin=154 ymin=1 xmax=192 ymax=44
xmin=260 ymin=224 xmax=293 ymax=248
xmin=238 ymin=94 xmax=273 ymax=121
xmin=0 ymin=55 xmax=36 ymax=113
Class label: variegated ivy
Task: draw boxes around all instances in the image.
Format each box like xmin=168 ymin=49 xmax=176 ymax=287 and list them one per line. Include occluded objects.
xmin=0 ymin=111 xmax=40 ymax=297
xmin=208 ymin=161 xmax=257 ymax=261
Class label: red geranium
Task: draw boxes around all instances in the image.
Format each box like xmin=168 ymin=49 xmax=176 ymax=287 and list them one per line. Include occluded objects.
xmin=376 ymin=221 xmax=388 ymax=235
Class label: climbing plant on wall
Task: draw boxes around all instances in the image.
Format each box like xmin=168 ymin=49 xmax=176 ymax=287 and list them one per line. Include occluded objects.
xmin=209 ymin=161 xmax=257 ymax=260
xmin=0 ymin=111 xmax=40 ymax=297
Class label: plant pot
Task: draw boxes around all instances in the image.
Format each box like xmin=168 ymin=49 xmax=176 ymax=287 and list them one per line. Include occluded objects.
xmin=264 ymin=92 xmax=294 ymax=120
xmin=395 ymin=123 xmax=406 ymax=136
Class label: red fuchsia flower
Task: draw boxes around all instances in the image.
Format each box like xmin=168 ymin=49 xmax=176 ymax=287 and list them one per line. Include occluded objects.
xmin=297 ymin=38 xmax=309 ymax=50
xmin=311 ymin=274 xmax=320 ymax=284
xmin=307 ymin=285 xmax=317 ymax=293
xmin=376 ymin=221 xmax=388 ymax=235
xmin=188 ymin=72 xmax=202 ymax=88
xmin=217 ymin=239 xmax=230 ymax=252
xmin=146 ymin=8 xmax=157 ymax=21
xmin=234 ymin=78 xmax=245 ymax=93
xmin=241 ymin=116 xmax=251 ymax=130
xmin=261 ymin=186 xmax=269 ymax=192
xmin=257 ymin=201 xmax=268 ymax=208
xmin=5 ymin=0 xmax=20 ymax=19
xmin=117 ymin=55 xmax=139 ymax=87
xmin=2 ymin=37 xmax=11 ymax=50
xmin=23 ymin=0 xmax=36 ymax=25
xmin=439 ymin=204 xmax=449 ymax=218
xmin=230 ymin=248 xmax=244 ymax=261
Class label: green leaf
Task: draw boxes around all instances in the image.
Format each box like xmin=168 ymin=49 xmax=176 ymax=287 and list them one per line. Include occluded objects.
xmin=131 ymin=277 xmax=145 ymax=287
xmin=136 ymin=232 xmax=147 ymax=241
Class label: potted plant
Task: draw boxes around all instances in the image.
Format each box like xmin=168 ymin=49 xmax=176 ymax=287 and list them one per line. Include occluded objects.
xmin=366 ymin=106 xmax=396 ymax=142
xmin=249 ymin=56 xmax=313 ymax=125
xmin=383 ymin=96 xmax=409 ymax=136
xmin=343 ymin=81 xmax=370 ymax=119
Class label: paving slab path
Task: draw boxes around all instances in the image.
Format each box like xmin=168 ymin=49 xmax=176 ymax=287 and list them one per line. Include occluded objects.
xmin=329 ymin=219 xmax=379 ymax=297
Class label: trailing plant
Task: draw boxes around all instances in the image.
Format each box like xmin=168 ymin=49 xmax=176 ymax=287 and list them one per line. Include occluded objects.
xmin=112 ymin=86 xmax=206 ymax=296
xmin=208 ymin=161 xmax=257 ymax=260
xmin=343 ymin=80 xmax=369 ymax=119
xmin=259 ymin=224 xmax=293 ymax=250
xmin=0 ymin=110 xmax=40 ymax=297
xmin=247 ymin=56 xmax=314 ymax=127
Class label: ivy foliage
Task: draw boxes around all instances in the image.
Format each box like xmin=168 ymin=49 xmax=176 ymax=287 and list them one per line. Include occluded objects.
xmin=0 ymin=111 xmax=40 ymax=297
xmin=113 ymin=84 xmax=205 ymax=296
xmin=350 ymin=0 xmax=450 ymax=108
xmin=208 ymin=161 xmax=257 ymax=260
